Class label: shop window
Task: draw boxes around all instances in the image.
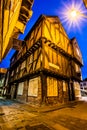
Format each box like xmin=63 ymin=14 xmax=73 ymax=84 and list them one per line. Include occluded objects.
xmin=17 ymin=82 xmax=24 ymax=95
xmin=74 ymin=82 xmax=81 ymax=97
xmin=28 ymin=77 xmax=39 ymax=97
xmin=47 ymin=77 xmax=58 ymax=96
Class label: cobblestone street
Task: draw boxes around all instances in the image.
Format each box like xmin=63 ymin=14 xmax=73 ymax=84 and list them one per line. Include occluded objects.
xmin=0 ymin=98 xmax=87 ymax=130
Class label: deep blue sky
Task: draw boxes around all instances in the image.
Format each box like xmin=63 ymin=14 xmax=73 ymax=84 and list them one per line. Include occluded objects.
xmin=0 ymin=0 xmax=87 ymax=80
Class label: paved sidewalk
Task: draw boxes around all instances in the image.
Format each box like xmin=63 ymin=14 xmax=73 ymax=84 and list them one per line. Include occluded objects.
xmin=13 ymin=100 xmax=78 ymax=113
xmin=0 ymin=98 xmax=87 ymax=130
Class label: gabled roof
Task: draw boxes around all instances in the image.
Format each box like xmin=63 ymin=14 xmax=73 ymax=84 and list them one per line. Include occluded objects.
xmin=71 ymin=37 xmax=83 ymax=66
xmin=24 ymin=14 xmax=69 ymax=40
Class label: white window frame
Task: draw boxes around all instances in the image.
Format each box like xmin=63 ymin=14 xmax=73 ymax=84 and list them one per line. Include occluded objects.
xmin=17 ymin=82 xmax=24 ymax=95
xmin=28 ymin=77 xmax=39 ymax=97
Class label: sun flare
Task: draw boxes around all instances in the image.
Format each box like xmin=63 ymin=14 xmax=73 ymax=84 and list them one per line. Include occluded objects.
xmin=71 ymin=10 xmax=77 ymax=17
xmin=59 ymin=1 xmax=86 ymax=31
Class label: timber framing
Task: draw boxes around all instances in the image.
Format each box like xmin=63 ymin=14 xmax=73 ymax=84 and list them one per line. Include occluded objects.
xmin=83 ymin=0 xmax=87 ymax=8
xmin=5 ymin=15 xmax=83 ymax=105
xmin=0 ymin=0 xmax=34 ymax=60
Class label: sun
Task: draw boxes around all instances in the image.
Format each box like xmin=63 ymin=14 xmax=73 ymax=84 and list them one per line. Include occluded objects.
xmin=58 ymin=1 xmax=86 ymax=31
xmin=70 ymin=10 xmax=77 ymax=18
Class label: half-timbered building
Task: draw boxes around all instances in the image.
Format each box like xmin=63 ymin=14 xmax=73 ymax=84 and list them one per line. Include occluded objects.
xmin=0 ymin=68 xmax=7 ymax=96
xmin=5 ymin=15 xmax=83 ymax=105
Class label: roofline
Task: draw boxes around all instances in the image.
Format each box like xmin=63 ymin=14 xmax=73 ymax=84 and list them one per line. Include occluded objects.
xmin=24 ymin=14 xmax=59 ymax=40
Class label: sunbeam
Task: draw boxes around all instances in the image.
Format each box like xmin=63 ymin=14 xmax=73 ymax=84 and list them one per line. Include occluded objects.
xmin=58 ymin=0 xmax=87 ymax=31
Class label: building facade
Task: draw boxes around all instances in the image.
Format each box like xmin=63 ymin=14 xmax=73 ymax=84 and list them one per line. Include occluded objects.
xmin=0 ymin=68 xmax=7 ymax=96
xmin=5 ymin=15 xmax=83 ymax=105
xmin=80 ymin=79 xmax=87 ymax=96
xmin=0 ymin=0 xmax=34 ymax=60
xmin=83 ymin=0 xmax=87 ymax=8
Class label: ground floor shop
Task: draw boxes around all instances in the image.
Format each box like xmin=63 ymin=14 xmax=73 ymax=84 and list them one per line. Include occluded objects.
xmin=7 ymin=73 xmax=81 ymax=106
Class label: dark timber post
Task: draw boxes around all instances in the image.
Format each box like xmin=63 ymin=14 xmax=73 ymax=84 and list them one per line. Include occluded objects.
xmin=40 ymin=72 xmax=47 ymax=104
xmin=40 ymin=38 xmax=47 ymax=104
xmin=68 ymin=79 xmax=75 ymax=101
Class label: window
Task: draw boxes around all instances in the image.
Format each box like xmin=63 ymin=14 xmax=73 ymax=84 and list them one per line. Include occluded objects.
xmin=75 ymin=64 xmax=80 ymax=72
xmin=74 ymin=82 xmax=81 ymax=97
xmin=76 ymin=47 xmax=80 ymax=56
xmin=83 ymin=82 xmax=86 ymax=86
xmin=28 ymin=77 xmax=39 ymax=97
xmin=47 ymin=77 xmax=58 ymax=96
xmin=17 ymin=82 xmax=24 ymax=95
xmin=16 ymin=67 xmax=19 ymax=73
xmin=11 ymin=71 xmax=14 ymax=76
xmin=80 ymin=87 xmax=83 ymax=90
xmin=80 ymin=84 xmax=82 ymax=86
xmin=63 ymin=81 xmax=67 ymax=92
